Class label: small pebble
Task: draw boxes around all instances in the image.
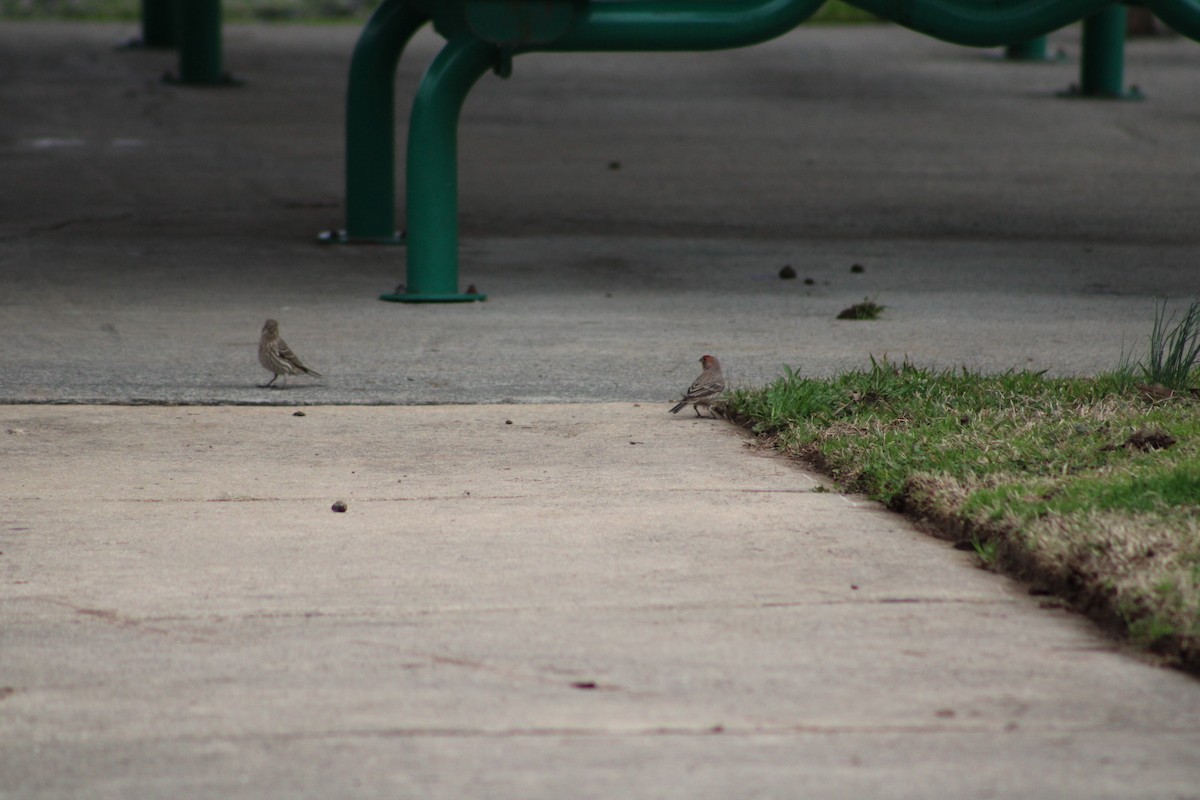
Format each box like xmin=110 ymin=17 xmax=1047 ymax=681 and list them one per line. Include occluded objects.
xmin=850 ymin=263 xmax=865 ymax=273
xmin=506 ymin=420 xmax=513 ymax=425
xmin=778 ymin=265 xmax=797 ymax=280
xmin=293 ymin=411 xmax=306 ymax=417
xmin=331 ymin=501 xmax=348 ymax=513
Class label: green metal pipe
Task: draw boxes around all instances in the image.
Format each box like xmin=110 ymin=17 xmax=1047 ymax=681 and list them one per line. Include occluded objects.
xmin=841 ymin=0 xmax=1112 ymax=47
xmin=1146 ymin=0 xmax=1200 ymax=42
xmin=398 ymin=34 xmax=496 ymax=301
xmin=140 ymin=0 xmax=178 ymax=48
xmin=1005 ymin=37 xmax=1049 ymax=60
xmin=541 ymin=0 xmax=827 ymax=52
xmin=371 ymin=0 xmax=1200 ymax=303
xmin=176 ymin=0 xmax=226 ymax=84
xmin=344 ymin=0 xmax=430 ymax=242
xmin=382 ymin=0 xmax=831 ymax=301
xmin=1080 ymin=5 xmax=1128 ymax=97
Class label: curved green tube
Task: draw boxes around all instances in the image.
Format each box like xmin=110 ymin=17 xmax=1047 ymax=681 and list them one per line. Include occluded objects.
xmin=404 ymin=34 xmax=497 ymax=298
xmin=841 ymin=0 xmax=1114 ymax=47
xmin=395 ymin=0 xmax=1200 ymax=303
xmin=541 ymin=0 xmax=828 ymax=52
xmin=1146 ymin=0 xmax=1200 ymax=42
xmin=344 ymin=0 xmax=430 ymax=241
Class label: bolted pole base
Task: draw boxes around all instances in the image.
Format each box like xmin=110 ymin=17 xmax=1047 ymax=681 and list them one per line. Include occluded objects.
xmin=379 ymin=291 xmax=487 ymax=304
xmin=1057 ymin=82 xmax=1144 ymax=100
xmin=317 ymin=229 xmax=406 ymax=246
xmin=1059 ymin=5 xmax=1143 ymax=100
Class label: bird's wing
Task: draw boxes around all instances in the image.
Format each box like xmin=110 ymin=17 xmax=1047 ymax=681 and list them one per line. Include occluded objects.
xmin=276 ymin=339 xmax=305 ymax=368
xmin=685 ymin=370 xmax=723 ymax=398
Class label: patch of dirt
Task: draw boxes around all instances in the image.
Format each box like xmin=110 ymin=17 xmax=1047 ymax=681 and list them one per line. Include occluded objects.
xmin=1101 ymin=426 xmax=1178 ymax=452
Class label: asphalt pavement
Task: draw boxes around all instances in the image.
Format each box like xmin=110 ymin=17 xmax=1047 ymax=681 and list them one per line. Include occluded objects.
xmin=1 ymin=18 xmax=1198 ymax=800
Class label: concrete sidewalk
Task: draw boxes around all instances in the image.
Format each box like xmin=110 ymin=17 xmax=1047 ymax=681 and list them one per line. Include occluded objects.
xmin=1 ymin=18 xmax=1199 ymax=799
xmin=3 ymin=403 xmax=1199 ymax=799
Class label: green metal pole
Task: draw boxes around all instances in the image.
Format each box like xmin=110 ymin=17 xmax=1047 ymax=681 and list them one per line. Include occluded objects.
xmin=140 ymin=0 xmax=178 ymax=48
xmin=1003 ymin=33 xmax=1067 ymax=62
xmin=171 ymin=0 xmax=236 ymax=86
xmin=1005 ymin=37 xmax=1048 ymax=60
xmin=1077 ymin=5 xmax=1139 ymax=97
xmin=331 ymin=0 xmax=428 ymax=244
xmin=375 ymin=0 xmax=832 ymax=303
xmin=381 ymin=35 xmax=494 ymax=303
xmin=842 ymin=0 xmax=1113 ymax=47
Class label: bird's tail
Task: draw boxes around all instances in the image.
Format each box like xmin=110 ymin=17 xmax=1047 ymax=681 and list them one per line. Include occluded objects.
xmin=669 ymin=399 xmax=687 ymax=414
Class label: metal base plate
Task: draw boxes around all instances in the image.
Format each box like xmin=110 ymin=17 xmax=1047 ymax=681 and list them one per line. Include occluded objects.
xmin=994 ymin=49 xmax=1068 ymax=63
xmin=1057 ymin=83 xmax=1144 ymax=101
xmin=379 ymin=291 xmax=487 ymax=304
xmin=317 ymin=229 xmax=407 ymax=246
xmin=162 ymin=71 xmax=244 ymax=87
xmin=117 ymin=37 xmax=175 ymax=51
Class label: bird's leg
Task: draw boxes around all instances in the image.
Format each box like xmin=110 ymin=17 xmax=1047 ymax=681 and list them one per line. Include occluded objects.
xmin=694 ymin=405 xmax=703 ymax=417
xmin=262 ymin=374 xmax=279 ymax=388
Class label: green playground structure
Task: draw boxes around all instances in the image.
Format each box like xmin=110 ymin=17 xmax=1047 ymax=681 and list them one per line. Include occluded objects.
xmin=141 ymin=1 xmax=1200 ymax=302
xmin=336 ymin=0 xmax=1200 ymax=302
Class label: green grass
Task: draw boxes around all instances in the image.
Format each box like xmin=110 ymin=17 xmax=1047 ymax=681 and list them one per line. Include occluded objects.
xmin=1144 ymin=300 xmax=1200 ymax=390
xmin=836 ymin=297 xmax=886 ymax=320
xmin=726 ymin=356 xmax=1200 ymax=671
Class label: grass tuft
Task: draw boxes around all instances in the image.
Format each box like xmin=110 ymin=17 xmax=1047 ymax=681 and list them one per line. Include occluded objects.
xmin=836 ymin=297 xmax=886 ymax=320
xmin=1142 ymin=299 xmax=1200 ymax=391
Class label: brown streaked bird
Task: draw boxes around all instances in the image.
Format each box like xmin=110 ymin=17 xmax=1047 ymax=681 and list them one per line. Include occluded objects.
xmin=669 ymin=354 xmax=724 ymax=417
xmin=258 ymin=319 xmax=321 ymax=388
